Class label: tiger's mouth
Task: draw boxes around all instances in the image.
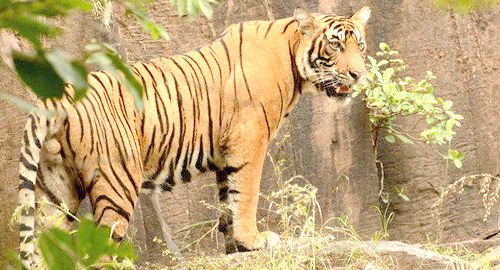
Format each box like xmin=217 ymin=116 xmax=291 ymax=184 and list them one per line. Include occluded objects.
xmin=317 ymin=81 xmax=352 ymax=98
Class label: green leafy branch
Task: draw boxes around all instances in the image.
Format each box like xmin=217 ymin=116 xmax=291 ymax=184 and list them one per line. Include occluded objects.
xmin=8 ymin=215 xmax=136 ymax=270
xmin=170 ymin=0 xmax=219 ymax=19
xmin=353 ymin=43 xmax=465 ymax=168
xmin=0 ymin=0 xmax=217 ymax=111
xmin=432 ymin=0 xmax=500 ymax=12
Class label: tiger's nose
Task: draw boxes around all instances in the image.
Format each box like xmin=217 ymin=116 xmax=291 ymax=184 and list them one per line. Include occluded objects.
xmin=349 ymin=70 xmax=365 ymax=81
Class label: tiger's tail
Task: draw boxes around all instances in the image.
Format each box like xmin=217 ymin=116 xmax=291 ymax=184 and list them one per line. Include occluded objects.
xmin=18 ymin=113 xmax=49 ymax=268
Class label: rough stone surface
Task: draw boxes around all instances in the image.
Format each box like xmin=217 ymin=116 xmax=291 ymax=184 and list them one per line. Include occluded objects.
xmin=366 ymin=1 xmax=500 ymax=243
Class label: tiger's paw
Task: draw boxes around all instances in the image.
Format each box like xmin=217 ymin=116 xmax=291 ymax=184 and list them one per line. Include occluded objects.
xmin=234 ymin=230 xmax=280 ymax=252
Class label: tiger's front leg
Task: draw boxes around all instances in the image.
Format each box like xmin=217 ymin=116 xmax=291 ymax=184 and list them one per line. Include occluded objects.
xmin=217 ymin=122 xmax=279 ymax=253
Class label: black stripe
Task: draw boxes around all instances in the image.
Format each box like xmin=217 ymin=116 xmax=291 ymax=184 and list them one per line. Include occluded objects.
xmin=208 ymin=47 xmax=223 ymax=87
xmin=264 ymin=21 xmax=275 ymax=38
xmin=79 ymin=99 xmax=96 ymax=155
xmin=239 ymin=23 xmax=253 ymax=99
xmin=37 ymin=171 xmax=62 ymax=206
xmin=84 ymin=91 xmax=107 ymax=154
xmin=152 ymin=125 xmax=175 ymax=181
xmin=72 ymin=102 xmax=85 ymax=142
xmin=195 ymin=49 xmax=215 ymax=83
xmin=20 ymin=156 xmax=37 ymax=171
xmin=86 ymin=170 xmax=100 ymax=194
xmin=23 ymin=132 xmax=33 ymax=159
xmin=277 ymin=83 xmax=284 ymax=121
xmin=208 ymin=160 xmax=218 ymax=171
xmin=143 ymin=125 xmax=156 ymax=165
xmin=21 ymin=206 xmax=35 ymax=216
xmin=63 ymin=118 xmax=77 ymax=159
xmin=173 ymin=77 xmax=186 ymax=168
xmin=282 ymin=19 xmax=297 ymax=34
xmin=208 ymin=48 xmax=223 ymax=128
xmin=220 ymin=39 xmax=231 ymax=70
xmin=21 ymin=235 xmax=34 ymax=243
xmin=195 ymin=137 xmax=206 ymax=172
xmin=289 ymin=40 xmax=303 ymax=94
xmin=219 ymin=188 xmax=240 ymax=201
xmin=216 ymin=165 xmax=245 ymax=184
xmin=193 ymin=53 xmax=216 ymax=158
xmin=94 ymin=76 xmax=133 ymax=161
xmin=19 ymin=175 xmax=35 ymax=191
xmin=95 ymin=167 xmax=125 ymax=201
xmin=19 ymin=224 xmax=32 ymax=231
xmin=157 ymin=65 xmax=172 ymax=100
xmin=120 ymin=157 xmax=140 ymax=195
xmin=107 ymin=158 xmax=135 ymax=205
xmin=183 ymin=54 xmax=209 ymax=97
xmin=219 ymin=186 xmax=228 ymax=201
xmin=28 ymin=114 xmax=41 ymax=148
xmin=181 ymin=156 xmax=191 ymax=182
xmin=89 ymin=82 xmax=132 ymax=168
xmin=131 ymin=66 xmax=149 ymax=100
xmin=143 ymin=64 xmax=167 ymax=134
xmin=97 ymin=204 xmax=131 ymax=224
xmin=260 ymin=103 xmax=271 ymax=139
xmin=75 ymin=173 xmax=86 ymax=200
xmin=20 ymin=251 xmax=30 ymax=260
xmin=169 ymin=60 xmax=194 ymax=166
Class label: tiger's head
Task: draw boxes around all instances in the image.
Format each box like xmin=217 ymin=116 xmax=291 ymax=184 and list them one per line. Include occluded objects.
xmin=294 ymin=6 xmax=371 ymax=99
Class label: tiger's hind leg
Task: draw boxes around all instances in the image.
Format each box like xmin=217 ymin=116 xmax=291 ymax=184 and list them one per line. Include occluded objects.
xmin=86 ymin=155 xmax=142 ymax=241
xmin=22 ymin=138 xmax=84 ymax=267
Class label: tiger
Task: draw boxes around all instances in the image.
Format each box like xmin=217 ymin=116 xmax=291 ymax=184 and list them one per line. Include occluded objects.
xmin=18 ymin=6 xmax=370 ymax=267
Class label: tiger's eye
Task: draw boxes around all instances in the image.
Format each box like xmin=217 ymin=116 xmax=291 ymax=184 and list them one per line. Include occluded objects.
xmin=330 ymin=40 xmax=343 ymax=51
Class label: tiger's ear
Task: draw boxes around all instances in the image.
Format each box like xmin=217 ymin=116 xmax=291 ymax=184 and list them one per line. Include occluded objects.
xmin=350 ymin=6 xmax=371 ymax=27
xmin=294 ymin=7 xmax=318 ymax=36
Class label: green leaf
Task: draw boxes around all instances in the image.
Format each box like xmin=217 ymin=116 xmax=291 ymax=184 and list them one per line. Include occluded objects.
xmin=115 ymin=241 xmax=137 ymax=260
xmin=425 ymin=117 xmax=436 ymax=125
xmin=0 ymin=92 xmax=51 ymax=115
xmin=435 ymin=114 xmax=446 ymax=120
xmin=6 ymin=250 xmax=29 ymax=270
xmin=379 ymin=42 xmax=390 ymax=51
xmin=398 ymin=193 xmax=410 ymax=201
xmin=443 ymin=100 xmax=453 ymax=110
xmin=377 ymin=60 xmax=389 ymax=66
xmin=85 ymin=42 xmax=144 ymax=111
xmin=382 ymin=68 xmax=395 ymax=82
xmin=39 ymin=228 xmax=77 ymax=270
xmin=453 ymin=159 xmax=463 ymax=168
xmin=0 ymin=15 xmax=60 ymax=48
xmin=76 ymin=218 xmax=112 ymax=266
xmin=367 ymin=56 xmax=377 ymax=66
xmin=445 ymin=118 xmax=455 ymax=131
xmin=447 ymin=149 xmax=460 ymax=159
xmin=385 ymin=134 xmax=396 ymax=143
xmin=395 ymin=134 xmax=414 ymax=144
xmin=44 ymin=49 xmax=89 ymax=100
xmin=13 ymin=51 xmax=66 ymax=99
xmin=197 ymin=0 xmax=214 ymax=19
xmin=128 ymin=7 xmax=169 ymax=40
